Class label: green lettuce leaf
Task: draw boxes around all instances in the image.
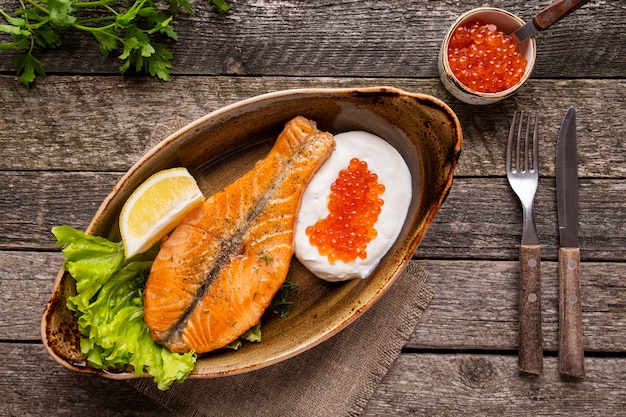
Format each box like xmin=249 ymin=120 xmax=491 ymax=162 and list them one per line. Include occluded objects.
xmin=52 ymin=225 xmax=196 ymax=390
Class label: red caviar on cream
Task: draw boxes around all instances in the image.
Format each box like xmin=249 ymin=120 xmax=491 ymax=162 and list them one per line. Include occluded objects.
xmin=294 ymin=131 xmax=412 ymax=282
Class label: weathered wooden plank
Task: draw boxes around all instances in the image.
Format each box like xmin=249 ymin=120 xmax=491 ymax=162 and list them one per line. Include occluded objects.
xmin=1 ymin=343 xmax=168 ymax=416
xmin=363 ymin=353 xmax=626 ymax=417
xmin=409 ymin=260 xmax=626 ymax=352
xmin=1 ymin=76 xmax=624 ymax=177
xmin=2 ymin=172 xmax=625 ymax=260
xmin=0 ymin=251 xmax=62 ymax=340
xmin=4 ymin=251 xmax=626 ymax=354
xmin=1 ymin=171 xmax=120 ymax=249
xmin=2 ymin=342 xmax=625 ymax=417
xmin=0 ymin=0 xmax=622 ymax=78
xmin=0 ymin=0 xmax=623 ymax=414
xmin=418 ymin=177 xmax=626 ymax=261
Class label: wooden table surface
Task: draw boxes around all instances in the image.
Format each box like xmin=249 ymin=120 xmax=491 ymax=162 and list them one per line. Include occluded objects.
xmin=1 ymin=0 xmax=625 ymax=415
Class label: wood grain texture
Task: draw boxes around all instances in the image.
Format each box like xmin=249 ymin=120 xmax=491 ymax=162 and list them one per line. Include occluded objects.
xmin=0 ymin=343 xmax=168 ymax=417
xmin=363 ymin=354 xmax=626 ymax=417
xmin=2 ymin=173 xmax=626 ymax=262
xmin=518 ymin=244 xmax=543 ymax=375
xmin=533 ymin=0 xmax=593 ymax=31
xmin=407 ymin=260 xmax=626 ymax=353
xmin=2 ymin=344 xmax=625 ymax=417
xmin=0 ymin=0 xmax=624 ymax=413
xmin=1 ymin=77 xmax=624 ymax=178
xmin=558 ymin=247 xmax=585 ymax=378
xmin=3 ymin=254 xmax=626 ymax=354
xmin=0 ymin=0 xmax=622 ymax=78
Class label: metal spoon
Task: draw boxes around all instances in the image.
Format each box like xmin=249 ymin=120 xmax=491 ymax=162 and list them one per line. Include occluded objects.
xmin=513 ymin=0 xmax=592 ymax=44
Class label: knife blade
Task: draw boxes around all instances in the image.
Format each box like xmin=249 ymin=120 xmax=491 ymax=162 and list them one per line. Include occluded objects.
xmin=556 ymin=106 xmax=585 ymax=378
xmin=512 ymin=0 xmax=593 ymax=44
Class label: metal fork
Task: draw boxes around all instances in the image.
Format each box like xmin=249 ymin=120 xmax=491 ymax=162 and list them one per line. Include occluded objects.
xmin=506 ymin=111 xmax=543 ymax=375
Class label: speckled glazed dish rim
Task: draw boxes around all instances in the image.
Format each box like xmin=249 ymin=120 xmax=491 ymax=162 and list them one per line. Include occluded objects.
xmin=41 ymin=86 xmax=463 ymax=381
xmin=438 ymin=7 xmax=537 ymax=105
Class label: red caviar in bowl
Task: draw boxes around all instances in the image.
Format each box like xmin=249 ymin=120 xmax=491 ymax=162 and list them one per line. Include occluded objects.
xmin=447 ymin=19 xmax=527 ymax=93
xmin=306 ymin=158 xmax=385 ymax=264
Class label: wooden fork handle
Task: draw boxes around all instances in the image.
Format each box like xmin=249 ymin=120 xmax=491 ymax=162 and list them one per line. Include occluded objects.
xmin=533 ymin=0 xmax=592 ymax=31
xmin=518 ymin=244 xmax=543 ymax=375
xmin=558 ymin=247 xmax=585 ymax=378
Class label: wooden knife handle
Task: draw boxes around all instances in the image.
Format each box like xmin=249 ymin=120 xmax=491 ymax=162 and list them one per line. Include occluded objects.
xmin=533 ymin=0 xmax=592 ymax=31
xmin=518 ymin=244 xmax=543 ymax=375
xmin=558 ymin=247 xmax=585 ymax=378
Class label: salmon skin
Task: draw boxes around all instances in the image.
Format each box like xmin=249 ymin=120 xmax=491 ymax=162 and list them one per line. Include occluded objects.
xmin=143 ymin=116 xmax=335 ymax=354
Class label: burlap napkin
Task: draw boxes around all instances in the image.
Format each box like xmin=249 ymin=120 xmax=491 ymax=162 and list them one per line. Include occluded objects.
xmin=129 ymin=262 xmax=432 ymax=417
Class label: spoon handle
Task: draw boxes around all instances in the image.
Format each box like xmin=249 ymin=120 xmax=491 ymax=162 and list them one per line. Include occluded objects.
xmin=533 ymin=0 xmax=592 ymax=31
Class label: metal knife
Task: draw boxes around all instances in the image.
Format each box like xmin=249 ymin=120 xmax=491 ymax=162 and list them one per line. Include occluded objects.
xmin=556 ymin=106 xmax=585 ymax=378
xmin=513 ymin=0 xmax=592 ymax=44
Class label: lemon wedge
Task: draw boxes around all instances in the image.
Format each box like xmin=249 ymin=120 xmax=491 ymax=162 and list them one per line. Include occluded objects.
xmin=119 ymin=167 xmax=204 ymax=258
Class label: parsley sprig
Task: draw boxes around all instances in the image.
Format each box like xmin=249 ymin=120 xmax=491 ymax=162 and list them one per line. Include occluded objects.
xmin=0 ymin=0 xmax=230 ymax=89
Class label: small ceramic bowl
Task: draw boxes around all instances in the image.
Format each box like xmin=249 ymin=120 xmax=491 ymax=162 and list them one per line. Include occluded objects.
xmin=42 ymin=86 xmax=462 ymax=381
xmin=438 ymin=7 xmax=537 ymax=105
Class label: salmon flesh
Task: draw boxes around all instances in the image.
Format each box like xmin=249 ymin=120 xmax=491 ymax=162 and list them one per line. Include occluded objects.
xmin=143 ymin=116 xmax=335 ymax=354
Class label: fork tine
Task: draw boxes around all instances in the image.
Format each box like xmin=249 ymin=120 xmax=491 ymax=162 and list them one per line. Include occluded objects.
xmin=507 ymin=111 xmax=518 ymax=173
xmin=532 ymin=111 xmax=539 ymax=171
xmin=508 ymin=111 xmax=540 ymax=174
xmin=520 ymin=112 xmax=534 ymax=172
xmin=517 ymin=111 xmax=525 ymax=172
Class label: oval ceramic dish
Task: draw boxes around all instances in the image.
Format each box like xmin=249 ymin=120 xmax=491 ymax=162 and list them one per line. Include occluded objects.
xmin=42 ymin=86 xmax=462 ymax=380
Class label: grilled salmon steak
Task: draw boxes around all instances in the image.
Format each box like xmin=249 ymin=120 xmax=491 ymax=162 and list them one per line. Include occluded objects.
xmin=143 ymin=116 xmax=335 ymax=354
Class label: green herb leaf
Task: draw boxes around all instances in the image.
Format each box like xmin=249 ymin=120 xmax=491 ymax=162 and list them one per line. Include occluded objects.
xmin=119 ymin=36 xmax=139 ymax=60
xmin=33 ymin=26 xmax=63 ymax=48
xmin=140 ymin=42 xmax=156 ymax=57
xmin=48 ymin=0 xmax=77 ymax=29
xmin=269 ymin=276 xmax=299 ymax=318
xmin=119 ymin=55 xmax=131 ymax=74
xmin=3 ymin=14 xmax=26 ymax=27
xmin=170 ymin=0 xmax=195 ymax=16
xmin=139 ymin=8 xmax=177 ymax=40
xmin=15 ymin=53 xmax=45 ymax=90
xmin=211 ymin=0 xmax=231 ymax=12
xmin=0 ymin=23 xmax=28 ymax=36
xmin=141 ymin=42 xmax=173 ymax=80
xmin=19 ymin=7 xmax=50 ymax=23
xmin=93 ymin=29 xmax=119 ymax=57
xmin=0 ymin=35 xmax=30 ymax=51
xmin=116 ymin=9 xmax=139 ymax=28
